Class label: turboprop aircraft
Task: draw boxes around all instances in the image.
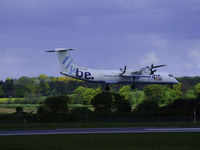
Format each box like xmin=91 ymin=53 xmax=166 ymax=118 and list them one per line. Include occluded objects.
xmin=46 ymin=48 xmax=178 ymax=90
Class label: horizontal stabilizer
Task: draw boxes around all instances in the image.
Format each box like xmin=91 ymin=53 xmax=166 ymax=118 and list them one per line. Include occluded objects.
xmin=46 ymin=48 xmax=75 ymax=52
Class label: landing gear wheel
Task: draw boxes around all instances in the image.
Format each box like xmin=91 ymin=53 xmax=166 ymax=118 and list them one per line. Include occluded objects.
xmin=131 ymin=84 xmax=136 ymax=89
xmin=105 ymin=85 xmax=110 ymax=91
xmin=169 ymin=85 xmax=174 ymax=89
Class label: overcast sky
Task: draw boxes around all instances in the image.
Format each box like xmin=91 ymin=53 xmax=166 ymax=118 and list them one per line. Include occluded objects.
xmin=0 ymin=0 xmax=200 ymax=80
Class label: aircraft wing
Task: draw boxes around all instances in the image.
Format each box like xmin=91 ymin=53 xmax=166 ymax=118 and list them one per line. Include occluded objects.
xmin=120 ymin=64 xmax=166 ymax=76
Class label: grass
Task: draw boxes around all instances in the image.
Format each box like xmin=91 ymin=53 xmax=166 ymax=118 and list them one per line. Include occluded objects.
xmin=0 ymin=104 xmax=93 ymax=114
xmin=0 ymin=104 xmax=39 ymax=114
xmin=0 ymin=96 xmax=46 ymax=104
xmin=68 ymin=104 xmax=93 ymax=110
xmin=0 ymin=133 xmax=200 ymax=150
xmin=0 ymin=108 xmax=37 ymax=114
xmin=0 ymin=98 xmax=24 ymax=103
xmin=0 ymin=104 xmax=92 ymax=108
xmin=0 ymin=122 xmax=200 ymax=131
xmin=0 ymin=104 xmax=39 ymax=108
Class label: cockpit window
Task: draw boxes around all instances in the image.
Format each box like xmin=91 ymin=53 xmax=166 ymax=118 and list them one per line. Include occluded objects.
xmin=169 ymin=74 xmax=174 ymax=77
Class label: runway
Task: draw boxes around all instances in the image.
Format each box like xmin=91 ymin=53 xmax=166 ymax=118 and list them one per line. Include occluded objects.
xmin=1 ymin=127 xmax=200 ymax=136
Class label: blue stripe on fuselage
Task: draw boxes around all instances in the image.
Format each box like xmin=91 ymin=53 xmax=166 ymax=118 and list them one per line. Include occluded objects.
xmin=135 ymin=75 xmax=151 ymax=79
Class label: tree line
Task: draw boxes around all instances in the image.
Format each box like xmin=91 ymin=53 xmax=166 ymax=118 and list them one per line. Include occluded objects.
xmin=1 ymin=74 xmax=200 ymax=111
xmin=7 ymin=90 xmax=200 ymax=123
xmin=0 ymin=74 xmax=199 ymax=98
xmin=1 ymin=74 xmax=200 ymax=122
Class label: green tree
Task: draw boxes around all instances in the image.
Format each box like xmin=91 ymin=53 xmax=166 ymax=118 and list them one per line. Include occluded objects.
xmin=194 ymin=83 xmax=200 ymax=97
xmin=73 ymin=86 xmax=86 ymax=104
xmin=119 ymin=85 xmax=133 ymax=103
xmin=144 ymin=84 xmax=166 ymax=105
xmin=82 ymin=88 xmax=101 ymax=104
xmin=72 ymin=86 xmax=101 ymax=104
xmin=119 ymin=85 xmax=131 ymax=99
xmin=136 ymin=100 xmax=159 ymax=112
xmin=169 ymin=83 xmax=183 ymax=103
xmin=13 ymin=85 xmax=27 ymax=97
xmin=132 ymin=91 xmax=145 ymax=107
xmin=43 ymin=95 xmax=70 ymax=113
xmin=119 ymin=85 xmax=145 ymax=107
xmin=91 ymin=92 xmax=113 ymax=112
xmin=185 ymin=89 xmax=196 ymax=99
xmin=4 ymin=78 xmax=14 ymax=97
xmin=39 ymin=82 xmax=50 ymax=96
xmin=113 ymin=93 xmax=132 ymax=113
xmin=17 ymin=76 xmax=35 ymax=85
xmin=38 ymin=74 xmax=48 ymax=80
xmin=0 ymin=85 xmax=4 ymax=97
xmin=25 ymin=84 xmax=37 ymax=95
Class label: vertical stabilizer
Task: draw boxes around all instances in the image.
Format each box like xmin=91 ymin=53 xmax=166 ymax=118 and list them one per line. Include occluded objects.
xmin=46 ymin=48 xmax=77 ymax=75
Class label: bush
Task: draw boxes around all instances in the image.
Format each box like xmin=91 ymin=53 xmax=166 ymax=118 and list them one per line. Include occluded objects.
xmin=16 ymin=107 xmax=23 ymax=114
xmin=42 ymin=95 xmax=70 ymax=113
xmin=70 ymin=107 xmax=92 ymax=114
xmin=91 ymin=92 xmax=113 ymax=112
xmin=113 ymin=93 xmax=132 ymax=113
xmin=136 ymin=100 xmax=159 ymax=113
xmin=37 ymin=106 xmax=46 ymax=114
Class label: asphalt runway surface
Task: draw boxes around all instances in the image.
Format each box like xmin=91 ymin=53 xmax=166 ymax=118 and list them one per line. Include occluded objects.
xmin=1 ymin=127 xmax=200 ymax=136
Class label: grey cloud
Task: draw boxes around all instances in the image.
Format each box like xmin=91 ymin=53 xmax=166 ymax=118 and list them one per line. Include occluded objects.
xmin=0 ymin=0 xmax=200 ymax=79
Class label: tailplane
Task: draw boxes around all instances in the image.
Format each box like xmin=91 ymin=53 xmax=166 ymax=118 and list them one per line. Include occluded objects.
xmin=46 ymin=48 xmax=77 ymax=75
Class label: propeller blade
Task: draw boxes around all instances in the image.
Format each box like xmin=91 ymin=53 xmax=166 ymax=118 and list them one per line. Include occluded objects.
xmin=120 ymin=65 xmax=127 ymax=75
xmin=140 ymin=64 xmax=167 ymax=74
xmin=151 ymin=69 xmax=157 ymax=74
xmin=152 ymin=64 xmax=167 ymax=69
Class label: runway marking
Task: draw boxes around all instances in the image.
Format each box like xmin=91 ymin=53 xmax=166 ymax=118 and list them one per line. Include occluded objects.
xmin=1 ymin=127 xmax=200 ymax=136
xmin=146 ymin=128 xmax=200 ymax=131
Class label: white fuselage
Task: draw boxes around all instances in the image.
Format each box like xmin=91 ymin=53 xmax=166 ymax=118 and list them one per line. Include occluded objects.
xmin=61 ymin=68 xmax=178 ymax=85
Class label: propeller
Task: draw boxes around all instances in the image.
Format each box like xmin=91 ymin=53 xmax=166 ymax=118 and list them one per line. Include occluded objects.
xmin=151 ymin=64 xmax=166 ymax=69
xmin=150 ymin=64 xmax=166 ymax=74
xmin=151 ymin=69 xmax=157 ymax=74
xmin=120 ymin=65 xmax=127 ymax=75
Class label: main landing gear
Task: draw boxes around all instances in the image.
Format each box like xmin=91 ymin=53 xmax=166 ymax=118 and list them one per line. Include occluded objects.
xmin=131 ymin=84 xmax=136 ymax=89
xmin=131 ymin=76 xmax=137 ymax=89
xmin=105 ymin=85 xmax=110 ymax=91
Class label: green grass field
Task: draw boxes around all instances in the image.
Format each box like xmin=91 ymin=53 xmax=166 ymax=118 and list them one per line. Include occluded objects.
xmin=0 ymin=104 xmax=39 ymax=108
xmin=0 ymin=103 xmax=93 ymax=114
xmin=0 ymin=133 xmax=200 ymax=150
xmin=0 ymin=98 xmax=24 ymax=103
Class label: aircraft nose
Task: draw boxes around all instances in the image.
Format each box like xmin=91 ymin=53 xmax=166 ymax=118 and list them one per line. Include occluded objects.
xmin=173 ymin=78 xmax=178 ymax=84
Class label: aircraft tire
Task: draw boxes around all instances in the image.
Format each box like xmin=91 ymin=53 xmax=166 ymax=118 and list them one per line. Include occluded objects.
xmin=105 ymin=85 xmax=110 ymax=91
xmin=131 ymin=84 xmax=136 ymax=89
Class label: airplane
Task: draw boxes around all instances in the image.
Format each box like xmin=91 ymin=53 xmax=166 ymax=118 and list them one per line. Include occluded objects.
xmin=46 ymin=48 xmax=178 ymax=90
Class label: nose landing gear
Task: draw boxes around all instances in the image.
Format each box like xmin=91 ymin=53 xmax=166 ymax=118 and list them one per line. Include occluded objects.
xmin=169 ymin=84 xmax=174 ymax=89
xmin=131 ymin=76 xmax=136 ymax=89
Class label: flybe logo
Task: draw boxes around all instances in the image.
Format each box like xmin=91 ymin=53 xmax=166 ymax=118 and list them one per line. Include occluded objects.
xmin=76 ymin=68 xmax=94 ymax=80
xmin=63 ymin=56 xmax=94 ymax=80
xmin=63 ymin=56 xmax=76 ymax=75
